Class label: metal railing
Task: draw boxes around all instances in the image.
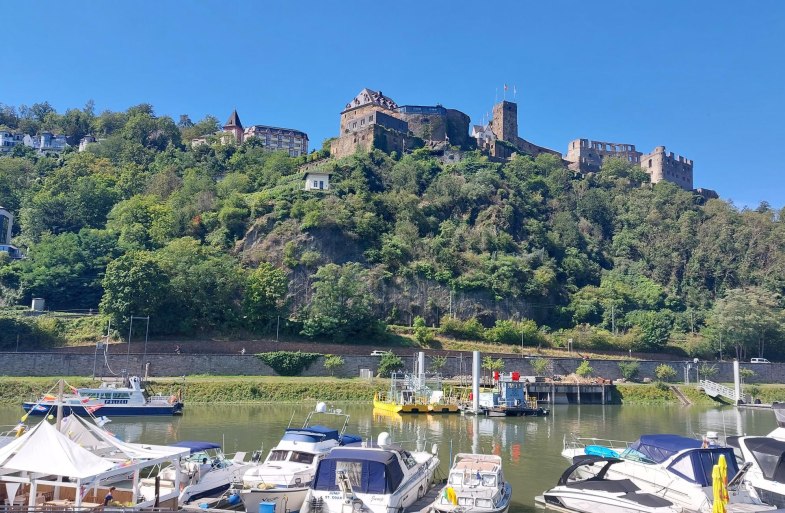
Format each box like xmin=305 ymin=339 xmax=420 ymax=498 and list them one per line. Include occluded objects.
xmin=699 ymin=379 xmax=739 ymax=402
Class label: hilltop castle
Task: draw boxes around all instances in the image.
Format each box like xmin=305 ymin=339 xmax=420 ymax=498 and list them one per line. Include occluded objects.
xmin=328 ymin=88 xmax=714 ymax=196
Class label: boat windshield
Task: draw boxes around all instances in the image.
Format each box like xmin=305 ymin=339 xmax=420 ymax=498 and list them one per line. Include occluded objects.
xmin=481 ymin=474 xmax=497 ymax=487
xmin=291 ymin=451 xmax=315 ymax=464
xmin=449 ymin=471 xmax=497 ymax=487
xmin=268 ymin=450 xmax=288 ymax=462
xmin=620 ymin=447 xmax=657 ymax=464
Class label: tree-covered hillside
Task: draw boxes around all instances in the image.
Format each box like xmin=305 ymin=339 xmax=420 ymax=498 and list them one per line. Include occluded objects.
xmin=1 ymin=102 xmax=784 ymax=359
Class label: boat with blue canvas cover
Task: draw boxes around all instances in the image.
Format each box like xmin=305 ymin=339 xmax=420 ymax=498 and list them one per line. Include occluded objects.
xmin=241 ymin=402 xmax=362 ymax=513
xmin=22 ymin=376 xmax=183 ymax=417
xmin=139 ymin=440 xmax=255 ymax=504
xmin=562 ymin=433 xmax=774 ymax=513
xmin=300 ymin=432 xmax=440 ymax=513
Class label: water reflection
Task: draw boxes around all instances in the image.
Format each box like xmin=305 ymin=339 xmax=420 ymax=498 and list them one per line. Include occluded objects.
xmin=0 ymin=403 xmax=777 ymax=513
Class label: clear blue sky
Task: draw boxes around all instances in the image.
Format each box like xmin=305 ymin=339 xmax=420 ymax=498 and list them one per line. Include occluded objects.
xmin=3 ymin=1 xmax=784 ymax=208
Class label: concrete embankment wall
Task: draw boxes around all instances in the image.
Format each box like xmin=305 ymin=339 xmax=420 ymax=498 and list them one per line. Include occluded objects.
xmin=0 ymin=352 xmax=780 ymax=383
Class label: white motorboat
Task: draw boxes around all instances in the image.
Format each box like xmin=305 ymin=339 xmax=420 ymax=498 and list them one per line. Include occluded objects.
xmin=241 ymin=403 xmax=362 ymax=513
xmin=729 ymin=435 xmax=785 ymax=508
xmin=536 ymin=456 xmax=683 ymax=513
xmin=300 ymin=432 xmax=440 ymax=513
xmin=562 ymin=433 xmax=773 ymax=513
xmin=139 ymin=441 xmax=255 ymax=504
xmin=432 ymin=453 xmax=511 ymax=513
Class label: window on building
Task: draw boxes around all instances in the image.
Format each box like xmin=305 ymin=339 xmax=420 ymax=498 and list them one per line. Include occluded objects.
xmin=319 ymin=181 xmax=324 ymax=190
xmin=648 ymin=159 xmax=652 ymax=168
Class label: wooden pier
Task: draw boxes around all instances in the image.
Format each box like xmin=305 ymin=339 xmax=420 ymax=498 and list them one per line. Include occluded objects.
xmin=403 ymin=484 xmax=442 ymax=513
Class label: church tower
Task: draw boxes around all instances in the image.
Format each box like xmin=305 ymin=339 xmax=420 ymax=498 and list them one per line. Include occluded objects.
xmin=223 ymin=109 xmax=244 ymax=144
xmin=490 ymin=101 xmax=518 ymax=143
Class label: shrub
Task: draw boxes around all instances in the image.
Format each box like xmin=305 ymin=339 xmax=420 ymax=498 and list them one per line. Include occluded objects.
xmin=413 ymin=316 xmax=434 ymax=345
xmin=256 ymin=351 xmax=320 ymax=376
xmin=484 ymin=319 xmax=545 ymax=346
xmin=429 ymin=355 xmax=447 ymax=373
xmin=618 ymin=361 xmax=640 ymax=381
xmin=530 ymin=357 xmax=550 ymax=376
xmin=378 ymin=351 xmax=404 ymax=377
xmin=699 ymin=363 xmax=718 ymax=380
xmin=746 ymin=384 xmax=761 ymax=402
xmin=740 ymin=368 xmax=756 ymax=382
xmin=655 ymin=364 xmax=677 ymax=382
xmin=482 ymin=356 xmax=505 ymax=373
xmin=576 ymin=360 xmax=593 ymax=378
xmin=439 ymin=316 xmax=484 ymax=340
xmin=323 ymin=354 xmax=345 ymax=376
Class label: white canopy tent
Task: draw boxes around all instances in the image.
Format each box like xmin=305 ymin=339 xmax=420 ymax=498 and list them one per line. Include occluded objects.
xmin=0 ymin=418 xmax=188 ymax=508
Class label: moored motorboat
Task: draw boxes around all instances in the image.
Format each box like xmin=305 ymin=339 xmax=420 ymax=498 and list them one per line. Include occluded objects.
xmin=23 ymin=376 xmax=183 ymax=416
xmin=138 ymin=441 xmax=254 ymax=504
xmin=300 ymin=432 xmax=440 ymax=513
xmin=561 ymin=433 xmax=774 ymax=512
xmin=432 ymin=453 xmax=511 ymax=513
xmin=240 ymin=403 xmax=362 ymax=513
xmin=536 ymin=456 xmax=682 ymax=513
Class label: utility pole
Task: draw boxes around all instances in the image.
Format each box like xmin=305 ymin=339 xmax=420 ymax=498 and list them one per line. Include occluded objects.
xmin=611 ymin=305 xmax=616 ymax=336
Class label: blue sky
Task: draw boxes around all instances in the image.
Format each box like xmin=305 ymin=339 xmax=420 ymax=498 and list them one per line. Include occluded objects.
xmin=3 ymin=1 xmax=784 ymax=208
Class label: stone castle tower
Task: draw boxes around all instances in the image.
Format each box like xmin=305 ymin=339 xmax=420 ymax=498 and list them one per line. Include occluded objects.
xmin=223 ymin=109 xmax=244 ymax=144
xmin=490 ymin=101 xmax=518 ymax=143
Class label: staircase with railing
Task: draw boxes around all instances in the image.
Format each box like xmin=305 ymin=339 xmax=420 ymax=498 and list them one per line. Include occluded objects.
xmin=699 ymin=379 xmax=740 ymax=403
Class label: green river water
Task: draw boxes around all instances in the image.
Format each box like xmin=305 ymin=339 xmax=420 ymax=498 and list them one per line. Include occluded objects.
xmin=0 ymin=404 xmax=778 ymax=512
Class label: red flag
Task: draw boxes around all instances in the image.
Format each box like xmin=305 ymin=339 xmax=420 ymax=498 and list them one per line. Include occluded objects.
xmin=69 ymin=385 xmax=79 ymax=394
xmin=81 ymin=398 xmax=91 ymax=403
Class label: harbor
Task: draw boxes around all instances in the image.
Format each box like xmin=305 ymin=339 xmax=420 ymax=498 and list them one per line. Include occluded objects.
xmin=0 ymin=401 xmax=780 ymax=513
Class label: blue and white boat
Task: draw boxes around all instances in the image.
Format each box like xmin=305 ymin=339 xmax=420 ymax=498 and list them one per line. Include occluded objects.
xmin=138 ymin=441 xmax=254 ymax=505
xmin=22 ymin=376 xmax=183 ymax=417
xmin=562 ymin=433 xmax=774 ymax=513
xmin=301 ymin=432 xmax=440 ymax=513
xmin=240 ymin=402 xmax=362 ymax=513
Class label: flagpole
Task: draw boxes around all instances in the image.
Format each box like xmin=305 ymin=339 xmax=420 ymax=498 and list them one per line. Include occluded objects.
xmin=56 ymin=378 xmax=64 ymax=430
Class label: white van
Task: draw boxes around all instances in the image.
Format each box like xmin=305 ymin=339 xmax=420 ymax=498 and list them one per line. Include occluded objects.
xmin=750 ymin=358 xmax=771 ymax=363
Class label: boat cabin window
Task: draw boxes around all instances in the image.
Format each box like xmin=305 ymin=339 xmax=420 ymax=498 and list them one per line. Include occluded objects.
xmin=481 ymin=474 xmax=497 ymax=487
xmin=449 ymin=473 xmax=463 ymax=485
xmin=268 ymin=450 xmax=289 ymax=462
xmin=291 ymin=452 xmax=315 ymax=464
xmin=336 ymin=461 xmax=363 ymax=488
xmin=113 ymin=392 xmax=130 ymax=399
xmin=401 ymin=451 xmax=417 ymax=469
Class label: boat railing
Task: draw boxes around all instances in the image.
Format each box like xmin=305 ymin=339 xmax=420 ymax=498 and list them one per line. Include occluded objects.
xmin=562 ymin=433 xmax=632 ymax=453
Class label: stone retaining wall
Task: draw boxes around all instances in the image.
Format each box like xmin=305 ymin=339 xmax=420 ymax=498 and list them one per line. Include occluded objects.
xmin=0 ymin=352 xmax=780 ymax=384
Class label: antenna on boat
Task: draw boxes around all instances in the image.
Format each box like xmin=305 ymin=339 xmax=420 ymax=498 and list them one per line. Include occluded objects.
xmin=287 ymin=409 xmax=297 ymax=429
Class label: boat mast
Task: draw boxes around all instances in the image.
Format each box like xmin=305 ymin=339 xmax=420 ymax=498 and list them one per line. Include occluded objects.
xmin=55 ymin=378 xmax=64 ymax=430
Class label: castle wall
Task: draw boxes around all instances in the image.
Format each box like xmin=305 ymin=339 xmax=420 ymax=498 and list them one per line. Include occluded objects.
xmin=642 ymin=146 xmax=693 ymax=190
xmin=330 ymin=125 xmax=376 ymax=158
xmin=566 ymin=138 xmax=642 ymax=172
xmin=445 ymin=109 xmax=471 ymax=149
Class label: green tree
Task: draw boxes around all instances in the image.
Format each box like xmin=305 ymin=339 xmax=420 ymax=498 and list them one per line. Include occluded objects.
xmin=655 ymin=364 xmax=677 ymax=382
xmin=301 ymin=263 xmax=379 ymax=341
xmin=243 ymin=263 xmax=288 ymax=332
xmin=413 ymin=316 xmax=434 ymax=345
xmin=530 ymin=357 xmax=550 ymax=376
xmin=429 ymin=355 xmax=447 ymax=373
xmin=378 ymin=351 xmax=404 ymax=377
xmin=482 ymin=356 xmax=505 ymax=373
xmin=323 ymin=354 xmax=345 ymax=376
xmin=704 ymin=288 xmax=785 ymax=361
xmin=618 ymin=361 xmax=640 ymax=381
xmin=576 ymin=360 xmax=593 ymax=378
xmin=100 ymin=251 xmax=171 ymax=332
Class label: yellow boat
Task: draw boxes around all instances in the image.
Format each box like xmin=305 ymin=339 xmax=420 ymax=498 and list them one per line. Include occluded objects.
xmin=373 ymin=392 xmax=429 ymax=414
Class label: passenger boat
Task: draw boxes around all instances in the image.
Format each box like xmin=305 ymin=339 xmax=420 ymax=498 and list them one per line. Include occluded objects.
xmin=536 ymin=456 xmax=683 ymax=513
xmin=240 ymin=402 xmax=362 ymax=513
xmin=562 ymin=433 xmax=774 ymax=512
xmin=22 ymin=376 xmax=183 ymax=416
xmin=464 ymin=372 xmax=549 ymax=417
xmin=300 ymin=432 xmax=440 ymax=513
xmin=432 ymin=453 xmax=511 ymax=513
xmin=138 ymin=441 xmax=255 ymax=504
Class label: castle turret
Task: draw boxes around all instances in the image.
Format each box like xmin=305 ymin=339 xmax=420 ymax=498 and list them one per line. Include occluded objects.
xmin=490 ymin=101 xmax=518 ymax=143
xmin=223 ymin=109 xmax=244 ymax=144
